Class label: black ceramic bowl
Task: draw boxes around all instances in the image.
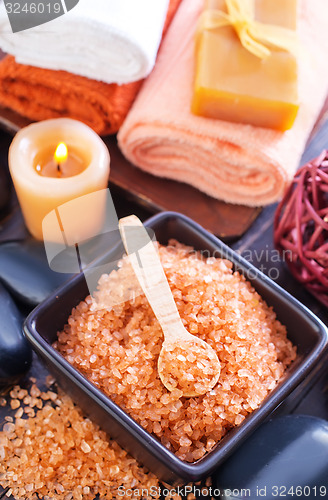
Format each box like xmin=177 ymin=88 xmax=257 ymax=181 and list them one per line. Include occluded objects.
xmin=24 ymin=212 xmax=328 ymax=485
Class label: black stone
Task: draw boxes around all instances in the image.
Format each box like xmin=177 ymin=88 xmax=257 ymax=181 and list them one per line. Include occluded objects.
xmin=213 ymin=415 xmax=328 ymax=499
xmin=0 ymin=239 xmax=73 ymax=307
xmin=0 ymin=282 xmax=32 ymax=384
xmin=0 ymin=226 xmax=124 ymax=307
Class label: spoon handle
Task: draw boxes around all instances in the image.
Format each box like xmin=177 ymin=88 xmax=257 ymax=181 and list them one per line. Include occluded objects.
xmin=119 ymin=215 xmax=184 ymax=339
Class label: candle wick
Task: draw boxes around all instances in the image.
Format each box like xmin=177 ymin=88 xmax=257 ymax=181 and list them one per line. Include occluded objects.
xmin=57 ymin=163 xmax=61 ymax=174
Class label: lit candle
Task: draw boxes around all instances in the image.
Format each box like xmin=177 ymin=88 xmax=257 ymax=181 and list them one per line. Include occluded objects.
xmin=9 ymin=118 xmax=110 ymax=242
xmin=35 ymin=141 xmax=86 ymax=178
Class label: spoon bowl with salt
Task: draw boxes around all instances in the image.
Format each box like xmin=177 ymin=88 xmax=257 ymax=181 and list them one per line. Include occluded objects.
xmin=119 ymin=215 xmax=221 ymax=398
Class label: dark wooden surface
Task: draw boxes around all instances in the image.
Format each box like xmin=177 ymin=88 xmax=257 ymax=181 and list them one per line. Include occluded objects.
xmin=0 ymin=103 xmax=262 ymax=240
xmin=0 ymin=114 xmax=327 ymax=498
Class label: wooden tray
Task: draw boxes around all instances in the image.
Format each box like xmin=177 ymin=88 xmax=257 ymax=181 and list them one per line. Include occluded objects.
xmin=0 ymin=98 xmax=327 ymax=240
xmin=0 ymin=105 xmax=262 ymax=241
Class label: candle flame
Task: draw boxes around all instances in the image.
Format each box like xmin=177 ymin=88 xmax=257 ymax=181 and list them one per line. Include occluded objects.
xmin=54 ymin=142 xmax=68 ymax=164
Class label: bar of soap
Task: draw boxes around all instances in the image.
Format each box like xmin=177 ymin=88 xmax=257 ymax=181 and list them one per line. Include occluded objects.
xmin=192 ymin=0 xmax=299 ymax=131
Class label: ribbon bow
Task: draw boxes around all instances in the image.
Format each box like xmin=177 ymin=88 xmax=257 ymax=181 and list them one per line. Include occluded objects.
xmin=198 ymin=0 xmax=298 ymax=59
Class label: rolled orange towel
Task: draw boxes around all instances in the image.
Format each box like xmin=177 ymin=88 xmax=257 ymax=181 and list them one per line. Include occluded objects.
xmin=118 ymin=0 xmax=328 ymax=206
xmin=0 ymin=57 xmax=141 ymax=135
xmin=0 ymin=0 xmax=182 ymax=136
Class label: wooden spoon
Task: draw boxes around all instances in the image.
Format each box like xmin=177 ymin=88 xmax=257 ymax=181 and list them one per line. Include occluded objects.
xmin=119 ymin=215 xmax=220 ymax=397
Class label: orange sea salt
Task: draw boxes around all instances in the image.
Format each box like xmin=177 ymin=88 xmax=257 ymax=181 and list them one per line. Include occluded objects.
xmin=55 ymin=240 xmax=296 ymax=462
xmin=0 ymin=386 xmax=160 ymax=500
xmin=158 ymin=339 xmax=220 ymax=396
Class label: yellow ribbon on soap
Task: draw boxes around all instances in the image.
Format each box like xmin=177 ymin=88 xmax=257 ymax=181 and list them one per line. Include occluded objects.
xmin=198 ymin=0 xmax=298 ymax=59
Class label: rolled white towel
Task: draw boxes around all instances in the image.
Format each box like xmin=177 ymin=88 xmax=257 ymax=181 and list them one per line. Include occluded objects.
xmin=0 ymin=0 xmax=169 ymax=84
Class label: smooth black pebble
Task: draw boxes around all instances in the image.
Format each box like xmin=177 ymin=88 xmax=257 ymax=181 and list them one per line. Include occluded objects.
xmin=0 ymin=282 xmax=32 ymax=384
xmin=0 ymin=230 xmax=123 ymax=307
xmin=213 ymin=415 xmax=328 ymax=499
xmin=0 ymin=239 xmax=73 ymax=306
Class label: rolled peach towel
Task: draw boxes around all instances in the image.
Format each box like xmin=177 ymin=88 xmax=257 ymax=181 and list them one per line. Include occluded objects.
xmin=0 ymin=0 xmax=182 ymax=136
xmin=118 ymin=0 xmax=328 ymax=206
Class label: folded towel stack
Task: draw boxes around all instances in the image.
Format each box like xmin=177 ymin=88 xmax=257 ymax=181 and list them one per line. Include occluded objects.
xmin=0 ymin=0 xmax=169 ymax=84
xmin=118 ymin=0 xmax=328 ymax=206
xmin=0 ymin=0 xmax=182 ymax=135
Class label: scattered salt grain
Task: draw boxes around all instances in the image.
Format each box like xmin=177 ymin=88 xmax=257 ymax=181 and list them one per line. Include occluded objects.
xmin=3 ymin=423 xmax=15 ymax=434
xmin=0 ymin=386 xmax=160 ymax=500
xmin=15 ymin=408 xmax=23 ymax=419
xmin=81 ymin=440 xmax=91 ymax=453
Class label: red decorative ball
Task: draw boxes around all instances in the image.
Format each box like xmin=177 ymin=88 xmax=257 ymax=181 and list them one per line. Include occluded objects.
xmin=274 ymin=150 xmax=328 ymax=307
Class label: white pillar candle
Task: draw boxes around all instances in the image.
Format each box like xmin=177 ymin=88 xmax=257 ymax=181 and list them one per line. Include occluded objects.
xmin=9 ymin=118 xmax=110 ymax=243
